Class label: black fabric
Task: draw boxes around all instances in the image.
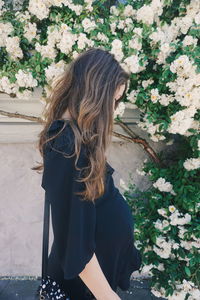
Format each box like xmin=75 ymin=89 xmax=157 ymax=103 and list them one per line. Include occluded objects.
xmin=41 ymin=119 xmax=142 ymax=300
xmin=41 ymin=192 xmax=50 ymax=279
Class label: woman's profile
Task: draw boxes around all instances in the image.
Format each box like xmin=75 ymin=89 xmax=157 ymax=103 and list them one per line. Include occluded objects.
xmin=34 ymin=47 xmax=142 ymax=300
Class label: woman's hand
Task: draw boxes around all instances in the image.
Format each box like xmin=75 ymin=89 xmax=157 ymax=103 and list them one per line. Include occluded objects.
xmin=79 ymin=253 xmax=122 ymax=300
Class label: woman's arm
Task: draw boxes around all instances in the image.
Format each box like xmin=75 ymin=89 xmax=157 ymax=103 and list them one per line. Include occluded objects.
xmin=79 ymin=252 xmax=121 ymax=300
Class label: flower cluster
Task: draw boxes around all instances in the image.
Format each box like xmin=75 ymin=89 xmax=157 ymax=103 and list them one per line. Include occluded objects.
xmin=153 ymin=177 xmax=176 ymax=195
xmin=28 ymin=0 xmax=89 ymax=20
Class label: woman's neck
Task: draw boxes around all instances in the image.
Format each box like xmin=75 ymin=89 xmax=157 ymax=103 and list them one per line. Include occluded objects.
xmin=61 ymin=109 xmax=72 ymax=120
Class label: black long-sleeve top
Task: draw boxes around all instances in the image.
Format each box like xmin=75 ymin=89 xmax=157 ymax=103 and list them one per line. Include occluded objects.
xmin=41 ymin=119 xmax=142 ymax=299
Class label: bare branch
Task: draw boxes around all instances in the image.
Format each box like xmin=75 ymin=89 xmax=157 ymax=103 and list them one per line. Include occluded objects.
xmin=0 ymin=110 xmax=43 ymax=123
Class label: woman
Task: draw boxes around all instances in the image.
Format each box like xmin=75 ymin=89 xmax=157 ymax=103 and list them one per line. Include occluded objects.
xmin=36 ymin=47 xmax=142 ymax=300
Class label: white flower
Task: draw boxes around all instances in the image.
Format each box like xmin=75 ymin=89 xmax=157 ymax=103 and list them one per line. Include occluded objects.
xmin=123 ymin=55 xmax=140 ymax=73
xmin=178 ymin=225 xmax=187 ymax=239
xmin=117 ymin=20 xmax=125 ymax=30
xmin=84 ymin=0 xmax=93 ymax=12
xmin=35 ymin=42 xmax=57 ymax=60
xmin=172 ymin=242 xmax=179 ymax=250
xmin=191 ymin=287 xmax=200 ymax=298
xmin=24 ymin=22 xmax=37 ymax=42
xmin=160 ymin=42 xmax=170 ymax=53
xmin=157 ymin=263 xmax=165 ymax=271
xmin=179 ymin=16 xmax=193 ymax=35
xmin=151 ymin=0 xmax=163 ymax=16
xmin=177 ymin=279 xmax=195 ymax=292
xmin=114 ymin=102 xmax=125 ymax=118
xmin=15 ymin=10 xmax=31 ymax=22
xmin=137 ymin=114 xmax=167 ymax=142
xmin=45 ymin=60 xmax=66 ymax=83
xmin=183 ymin=157 xmax=200 ymax=170
xmin=57 ymin=31 xmax=77 ymax=54
xmin=141 ymin=263 xmax=154 ymax=274
xmin=150 ymin=28 xmax=165 ymax=44
xmin=141 ymin=79 xmax=153 ymax=89
xmin=5 ymin=36 xmax=23 ymax=60
xmin=50 ymin=0 xmax=63 ymax=7
xmin=155 ymin=236 xmax=166 ymax=247
xmin=153 ymin=177 xmax=174 ymax=193
xmin=128 ymin=38 xmax=142 ymax=51
xmin=170 ymin=55 xmax=193 ymax=77
xmin=0 ymin=22 xmax=14 ymax=47
xmin=47 ymin=25 xmax=61 ymax=45
xmin=124 ymin=18 xmax=133 ymax=33
xmin=136 ymin=5 xmax=154 ymax=25
xmin=110 ymin=22 xmax=117 ymax=35
xmin=123 ymin=5 xmax=136 ymax=17
xmin=15 ymin=69 xmax=38 ymax=88
xmin=72 ymin=50 xmax=79 ymax=59
xmin=153 ymin=236 xmax=172 ymax=259
xmin=133 ymin=27 xmax=143 ymax=37
xmin=159 ymin=94 xmax=174 ymax=106
xmin=68 ymin=3 xmax=83 ymax=16
xmin=111 ymin=49 xmax=124 ymax=62
xmin=169 ymin=211 xmax=191 ymax=226
xmin=157 ymin=208 xmax=168 ymax=218
xmin=28 ymin=0 xmax=50 ymax=20
xmin=151 ymin=287 xmax=166 ymax=298
xmin=96 ymin=32 xmax=108 ymax=43
xmin=168 ymin=106 xmax=197 ymax=135
xmin=110 ymin=5 xmax=119 ymax=16
xmin=154 ymin=219 xmax=170 ymax=231
xmin=82 ymin=17 xmax=96 ymax=33
xmin=110 ymin=39 xmax=124 ymax=61
xmin=183 ymin=35 xmax=198 ymax=47
xmin=77 ymin=32 xmax=94 ymax=50
xmin=0 ymin=76 xmax=18 ymax=94
xmin=127 ymin=90 xmax=137 ymax=104
xmin=150 ymin=88 xmax=161 ymax=103
xmin=169 ymin=205 xmax=176 ymax=213
xmin=168 ymin=290 xmax=187 ymax=300
xmin=163 ymin=220 xmax=170 ymax=227
xmin=111 ymin=39 xmax=123 ymax=50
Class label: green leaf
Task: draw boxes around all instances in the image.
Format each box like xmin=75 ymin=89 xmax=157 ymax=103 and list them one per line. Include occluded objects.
xmin=35 ymin=65 xmax=41 ymax=72
xmin=184 ymin=266 xmax=191 ymax=277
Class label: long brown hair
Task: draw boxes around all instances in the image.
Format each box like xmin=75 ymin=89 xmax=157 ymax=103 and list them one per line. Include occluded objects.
xmin=33 ymin=47 xmax=130 ymax=203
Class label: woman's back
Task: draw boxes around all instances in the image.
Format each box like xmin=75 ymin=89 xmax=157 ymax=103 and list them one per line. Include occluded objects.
xmin=41 ymin=119 xmax=142 ymax=299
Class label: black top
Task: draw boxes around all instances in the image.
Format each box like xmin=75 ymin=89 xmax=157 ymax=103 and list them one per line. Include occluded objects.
xmin=41 ymin=119 xmax=142 ymax=299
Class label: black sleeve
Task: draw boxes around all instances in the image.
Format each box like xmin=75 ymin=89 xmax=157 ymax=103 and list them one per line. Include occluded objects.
xmin=41 ymin=131 xmax=96 ymax=280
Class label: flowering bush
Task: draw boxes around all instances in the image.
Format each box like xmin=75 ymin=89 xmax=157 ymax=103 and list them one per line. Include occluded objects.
xmin=121 ymin=147 xmax=200 ymax=299
xmin=0 ymin=0 xmax=200 ymax=299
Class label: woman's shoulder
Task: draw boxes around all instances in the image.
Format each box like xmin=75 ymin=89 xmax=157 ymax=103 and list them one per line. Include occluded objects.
xmin=44 ymin=119 xmax=75 ymax=156
xmin=44 ymin=119 xmax=115 ymax=174
xmin=47 ymin=119 xmax=74 ymax=136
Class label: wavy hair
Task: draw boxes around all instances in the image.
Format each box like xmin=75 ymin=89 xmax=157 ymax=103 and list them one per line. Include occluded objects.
xmin=33 ymin=47 xmax=130 ymax=203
